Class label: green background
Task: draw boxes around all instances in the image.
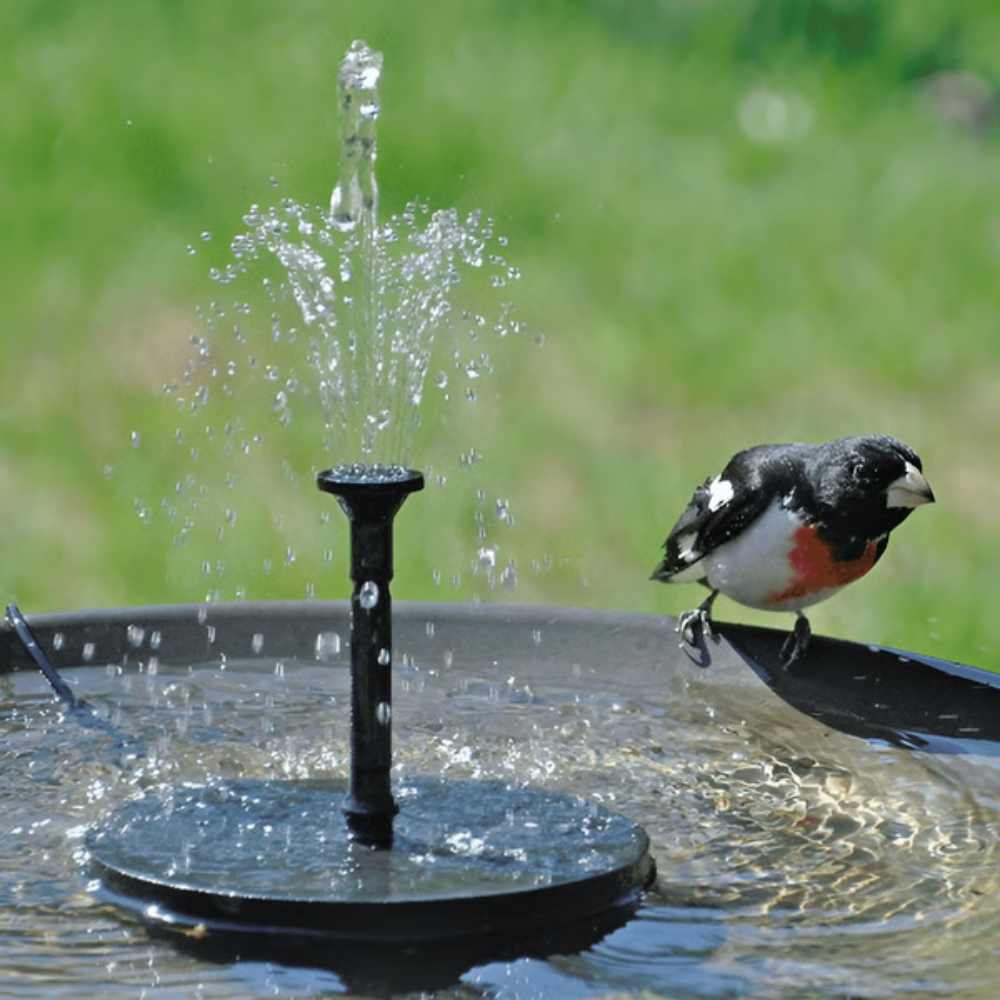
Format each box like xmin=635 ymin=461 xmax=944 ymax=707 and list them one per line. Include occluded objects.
xmin=3 ymin=1 xmax=999 ymax=668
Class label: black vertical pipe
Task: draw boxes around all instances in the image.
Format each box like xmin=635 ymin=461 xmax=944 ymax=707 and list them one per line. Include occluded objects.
xmin=316 ymin=467 xmax=424 ymax=848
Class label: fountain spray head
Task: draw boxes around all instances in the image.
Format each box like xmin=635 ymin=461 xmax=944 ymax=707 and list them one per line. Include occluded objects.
xmin=317 ymin=465 xmax=424 ymax=847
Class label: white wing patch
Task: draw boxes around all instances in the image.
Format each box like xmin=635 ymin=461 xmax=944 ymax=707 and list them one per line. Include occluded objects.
xmin=706 ymin=476 xmax=734 ymax=512
xmin=674 ymin=529 xmax=701 ymax=564
xmin=666 ymin=529 xmax=706 ymax=583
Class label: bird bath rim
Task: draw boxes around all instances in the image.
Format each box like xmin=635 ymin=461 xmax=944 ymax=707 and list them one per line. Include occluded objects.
xmin=3 ymin=599 xmax=998 ymax=754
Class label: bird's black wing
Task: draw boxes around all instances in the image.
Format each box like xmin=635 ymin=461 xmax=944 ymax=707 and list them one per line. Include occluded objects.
xmin=652 ymin=444 xmax=808 ymax=582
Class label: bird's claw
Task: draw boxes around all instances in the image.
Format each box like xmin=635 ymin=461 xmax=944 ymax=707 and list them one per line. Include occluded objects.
xmin=677 ymin=608 xmax=714 ymax=668
xmin=780 ymin=614 xmax=812 ymax=670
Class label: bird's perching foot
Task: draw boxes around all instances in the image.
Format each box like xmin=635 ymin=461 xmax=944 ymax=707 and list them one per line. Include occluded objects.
xmin=780 ymin=612 xmax=812 ymax=669
xmin=677 ymin=590 xmax=719 ymax=667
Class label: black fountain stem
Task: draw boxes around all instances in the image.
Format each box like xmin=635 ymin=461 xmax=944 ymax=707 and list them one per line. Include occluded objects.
xmin=317 ymin=467 xmax=424 ymax=848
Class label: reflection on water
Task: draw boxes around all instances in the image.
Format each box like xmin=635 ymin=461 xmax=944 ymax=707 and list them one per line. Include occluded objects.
xmin=1 ymin=605 xmax=999 ymax=998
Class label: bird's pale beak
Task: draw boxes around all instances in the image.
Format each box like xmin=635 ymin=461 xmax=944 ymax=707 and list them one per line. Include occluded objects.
xmin=886 ymin=461 xmax=935 ymax=508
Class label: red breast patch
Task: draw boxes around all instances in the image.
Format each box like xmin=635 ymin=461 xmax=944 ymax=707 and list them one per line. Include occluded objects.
xmin=766 ymin=524 xmax=880 ymax=607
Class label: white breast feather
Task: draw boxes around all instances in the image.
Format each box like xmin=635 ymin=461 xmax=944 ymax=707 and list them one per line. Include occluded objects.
xmin=701 ymin=500 xmax=805 ymax=610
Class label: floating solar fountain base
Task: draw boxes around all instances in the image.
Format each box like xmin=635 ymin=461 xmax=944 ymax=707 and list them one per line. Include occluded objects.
xmin=87 ymin=775 xmax=652 ymax=987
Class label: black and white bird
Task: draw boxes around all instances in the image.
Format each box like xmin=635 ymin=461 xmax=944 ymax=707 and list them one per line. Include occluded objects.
xmin=651 ymin=434 xmax=935 ymax=666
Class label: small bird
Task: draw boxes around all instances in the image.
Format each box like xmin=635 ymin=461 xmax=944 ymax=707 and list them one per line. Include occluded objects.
xmin=651 ymin=434 xmax=935 ymax=667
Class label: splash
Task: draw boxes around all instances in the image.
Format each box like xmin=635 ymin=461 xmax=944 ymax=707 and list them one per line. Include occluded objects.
xmin=212 ymin=40 xmax=516 ymax=468
xmin=150 ymin=40 xmax=528 ymax=600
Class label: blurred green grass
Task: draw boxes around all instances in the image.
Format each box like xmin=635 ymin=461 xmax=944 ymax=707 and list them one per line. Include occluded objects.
xmin=2 ymin=0 xmax=1000 ymax=668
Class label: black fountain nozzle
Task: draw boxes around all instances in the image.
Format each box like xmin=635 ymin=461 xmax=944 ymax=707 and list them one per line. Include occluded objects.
xmin=317 ymin=465 xmax=425 ymax=848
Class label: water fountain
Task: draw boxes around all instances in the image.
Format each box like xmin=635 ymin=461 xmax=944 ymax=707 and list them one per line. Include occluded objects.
xmin=4 ymin=37 xmax=1000 ymax=1000
xmin=8 ymin=41 xmax=660 ymax=991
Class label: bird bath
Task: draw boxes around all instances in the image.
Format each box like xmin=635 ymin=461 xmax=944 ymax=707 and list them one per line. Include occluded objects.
xmin=3 ymin=602 xmax=1000 ymax=997
xmin=5 ymin=34 xmax=1000 ymax=1000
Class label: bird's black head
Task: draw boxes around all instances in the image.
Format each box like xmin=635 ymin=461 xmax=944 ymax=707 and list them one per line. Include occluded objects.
xmin=809 ymin=434 xmax=934 ymax=542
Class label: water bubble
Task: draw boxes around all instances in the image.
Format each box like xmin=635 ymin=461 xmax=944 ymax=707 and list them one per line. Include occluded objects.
xmin=359 ymin=581 xmax=380 ymax=609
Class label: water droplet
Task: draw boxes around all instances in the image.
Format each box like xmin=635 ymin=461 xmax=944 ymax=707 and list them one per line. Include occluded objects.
xmin=252 ymin=633 xmax=265 ymax=654
xmin=377 ymin=648 xmax=391 ymax=666
xmin=82 ymin=642 xmax=95 ymax=663
xmin=130 ymin=430 xmax=141 ymax=448
xmin=376 ymin=702 xmax=391 ymax=725
xmin=315 ymin=631 xmax=342 ymax=660
xmin=127 ymin=625 xmax=145 ymax=648
xmin=359 ymin=581 xmax=379 ymax=609
xmin=200 ymin=231 xmax=213 ymax=242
